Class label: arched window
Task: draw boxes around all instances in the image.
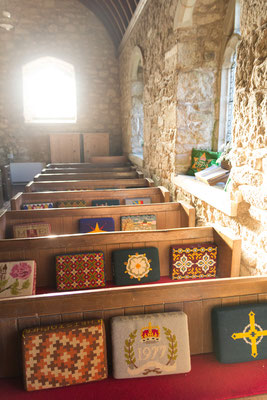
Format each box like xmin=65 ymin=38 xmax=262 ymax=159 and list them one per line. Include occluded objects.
xmin=218 ymin=0 xmax=240 ymax=149
xmin=130 ymin=46 xmax=144 ymax=156
xmin=23 ymin=57 xmax=77 ymax=123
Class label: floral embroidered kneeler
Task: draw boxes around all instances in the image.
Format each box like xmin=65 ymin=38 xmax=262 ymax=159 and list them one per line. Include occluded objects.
xmin=112 ymin=247 xmax=160 ymax=286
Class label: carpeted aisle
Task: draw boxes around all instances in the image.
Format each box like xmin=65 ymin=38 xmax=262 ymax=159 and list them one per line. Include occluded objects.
xmin=2 ymin=354 xmax=267 ymax=400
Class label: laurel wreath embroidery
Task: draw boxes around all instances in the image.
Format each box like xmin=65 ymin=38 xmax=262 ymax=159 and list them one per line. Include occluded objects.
xmin=124 ymin=326 xmax=178 ymax=374
xmin=163 ymin=327 xmax=178 ymax=365
xmin=124 ymin=329 xmax=137 ymax=369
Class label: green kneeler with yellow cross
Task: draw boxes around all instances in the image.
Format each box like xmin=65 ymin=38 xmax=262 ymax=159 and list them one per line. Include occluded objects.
xmin=212 ymin=303 xmax=267 ymax=363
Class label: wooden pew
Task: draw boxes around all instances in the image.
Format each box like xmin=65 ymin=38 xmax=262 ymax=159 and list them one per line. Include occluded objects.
xmin=25 ymin=178 xmax=155 ymax=192
xmin=41 ymin=166 xmax=136 ymax=174
xmin=46 ymin=156 xmax=129 ymax=168
xmin=0 ymin=201 xmax=195 ymax=239
xmin=34 ymin=170 xmax=143 ymax=181
xmin=0 ymin=225 xmax=242 ymax=377
xmin=11 ymin=187 xmax=170 ymax=210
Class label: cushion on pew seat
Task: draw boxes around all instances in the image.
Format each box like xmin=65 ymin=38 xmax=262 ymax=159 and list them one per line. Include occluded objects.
xmin=212 ymin=303 xmax=267 ymax=364
xmin=79 ymin=217 xmax=115 ymax=233
xmin=125 ymin=197 xmax=151 ymax=205
xmin=56 ymin=252 xmax=105 ymax=291
xmin=112 ymin=247 xmax=160 ymax=286
xmin=121 ymin=214 xmax=156 ymax=231
xmin=91 ymin=199 xmax=120 ymax=206
xmin=21 ymin=202 xmax=54 ymax=210
xmin=170 ymin=243 xmax=217 ymax=280
xmin=56 ymin=200 xmax=87 ymax=208
xmin=22 ymin=319 xmax=107 ymax=391
xmin=111 ymin=312 xmax=191 ymax=379
xmin=0 ymin=260 xmax=36 ymax=298
xmin=13 ymin=222 xmax=51 ymax=238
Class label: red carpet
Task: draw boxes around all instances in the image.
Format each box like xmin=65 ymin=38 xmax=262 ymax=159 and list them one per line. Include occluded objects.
xmin=2 ymin=354 xmax=267 ymax=400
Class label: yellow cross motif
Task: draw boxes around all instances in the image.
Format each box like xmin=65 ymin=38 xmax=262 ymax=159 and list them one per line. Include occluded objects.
xmin=232 ymin=311 xmax=267 ymax=358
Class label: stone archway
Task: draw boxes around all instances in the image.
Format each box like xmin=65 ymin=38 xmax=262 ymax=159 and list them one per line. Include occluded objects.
xmin=130 ymin=46 xmax=144 ymax=155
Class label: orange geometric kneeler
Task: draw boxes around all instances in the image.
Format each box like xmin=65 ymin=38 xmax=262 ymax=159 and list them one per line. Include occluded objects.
xmin=22 ymin=319 xmax=107 ymax=391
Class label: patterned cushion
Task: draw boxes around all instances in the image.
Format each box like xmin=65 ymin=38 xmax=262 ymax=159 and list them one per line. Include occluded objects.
xmin=0 ymin=260 xmax=36 ymax=298
xmin=21 ymin=202 xmax=54 ymax=210
xmin=112 ymin=247 xmax=160 ymax=286
xmin=212 ymin=303 xmax=267 ymax=364
xmin=22 ymin=319 xmax=107 ymax=391
xmin=56 ymin=252 xmax=105 ymax=291
xmin=170 ymin=243 xmax=217 ymax=280
xmin=121 ymin=215 xmax=156 ymax=231
xmin=91 ymin=199 xmax=120 ymax=206
xmin=56 ymin=200 xmax=87 ymax=208
xmin=186 ymin=149 xmax=221 ymax=176
xmin=13 ymin=222 xmax=51 ymax=238
xmin=111 ymin=312 xmax=191 ymax=379
xmin=79 ymin=217 xmax=115 ymax=233
xmin=125 ymin=198 xmax=151 ymax=205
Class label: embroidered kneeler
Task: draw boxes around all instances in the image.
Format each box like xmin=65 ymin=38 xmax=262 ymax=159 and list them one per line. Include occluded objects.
xmin=212 ymin=303 xmax=267 ymax=363
xmin=112 ymin=247 xmax=160 ymax=286
xmin=111 ymin=312 xmax=191 ymax=379
xmin=56 ymin=252 xmax=105 ymax=291
xmin=22 ymin=319 xmax=107 ymax=391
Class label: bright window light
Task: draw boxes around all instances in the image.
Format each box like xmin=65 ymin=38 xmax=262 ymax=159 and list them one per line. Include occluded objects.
xmin=23 ymin=57 xmax=77 ymax=123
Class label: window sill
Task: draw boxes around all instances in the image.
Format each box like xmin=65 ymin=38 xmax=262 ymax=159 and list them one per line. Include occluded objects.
xmin=172 ymin=175 xmax=240 ymax=217
xmin=128 ymin=153 xmax=143 ymax=168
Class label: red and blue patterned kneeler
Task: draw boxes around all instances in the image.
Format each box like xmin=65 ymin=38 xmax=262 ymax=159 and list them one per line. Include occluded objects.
xmin=56 ymin=252 xmax=105 ymax=291
xmin=170 ymin=243 xmax=217 ymax=280
xmin=22 ymin=319 xmax=108 ymax=391
xmin=212 ymin=303 xmax=267 ymax=363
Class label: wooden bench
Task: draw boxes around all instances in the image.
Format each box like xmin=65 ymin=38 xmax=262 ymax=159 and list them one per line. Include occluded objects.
xmin=11 ymin=187 xmax=170 ymax=210
xmin=34 ymin=170 xmax=143 ymax=181
xmin=0 ymin=225 xmax=243 ymax=378
xmin=46 ymin=156 xmax=129 ymax=168
xmin=41 ymin=166 xmax=136 ymax=174
xmin=25 ymin=178 xmax=155 ymax=192
xmin=0 ymin=201 xmax=195 ymax=239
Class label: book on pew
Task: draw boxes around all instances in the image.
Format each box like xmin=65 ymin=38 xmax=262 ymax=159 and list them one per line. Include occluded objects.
xmin=195 ymin=165 xmax=230 ymax=186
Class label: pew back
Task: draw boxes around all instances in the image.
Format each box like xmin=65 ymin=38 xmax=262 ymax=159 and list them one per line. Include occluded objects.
xmin=11 ymin=187 xmax=170 ymax=210
xmin=1 ymin=202 xmax=195 ymax=239
xmin=34 ymin=170 xmax=143 ymax=181
xmin=25 ymin=178 xmax=154 ymax=192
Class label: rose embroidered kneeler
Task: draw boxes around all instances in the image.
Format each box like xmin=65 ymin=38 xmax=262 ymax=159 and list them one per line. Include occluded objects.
xmin=0 ymin=260 xmax=36 ymax=298
xmin=112 ymin=247 xmax=160 ymax=286
xmin=111 ymin=312 xmax=191 ymax=379
xmin=56 ymin=252 xmax=105 ymax=291
xmin=22 ymin=319 xmax=108 ymax=391
xmin=212 ymin=303 xmax=267 ymax=363
xmin=170 ymin=243 xmax=217 ymax=280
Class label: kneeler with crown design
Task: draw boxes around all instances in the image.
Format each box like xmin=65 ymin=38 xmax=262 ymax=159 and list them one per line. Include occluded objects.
xmin=111 ymin=312 xmax=191 ymax=379
xmin=212 ymin=303 xmax=267 ymax=363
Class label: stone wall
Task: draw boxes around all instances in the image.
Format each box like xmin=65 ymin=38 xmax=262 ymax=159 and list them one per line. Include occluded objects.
xmin=119 ymin=0 xmax=228 ymax=188
xmin=119 ymin=0 xmax=267 ymax=276
xmin=0 ymin=0 xmax=121 ymax=164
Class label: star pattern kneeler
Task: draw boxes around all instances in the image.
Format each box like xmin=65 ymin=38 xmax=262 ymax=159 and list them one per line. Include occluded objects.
xmin=212 ymin=303 xmax=267 ymax=363
xmin=79 ymin=217 xmax=115 ymax=233
xmin=56 ymin=252 xmax=105 ymax=291
xmin=170 ymin=243 xmax=217 ymax=280
xmin=111 ymin=312 xmax=191 ymax=379
xmin=112 ymin=247 xmax=160 ymax=286
xmin=22 ymin=319 xmax=108 ymax=391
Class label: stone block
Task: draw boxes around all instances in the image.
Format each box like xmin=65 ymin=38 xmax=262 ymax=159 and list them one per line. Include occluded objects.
xmin=177 ymin=70 xmax=215 ymax=104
